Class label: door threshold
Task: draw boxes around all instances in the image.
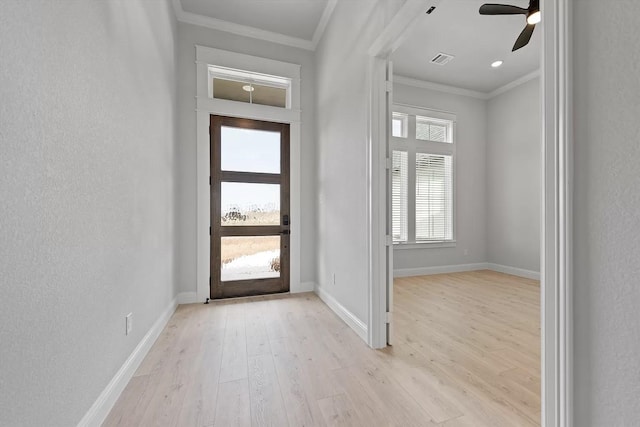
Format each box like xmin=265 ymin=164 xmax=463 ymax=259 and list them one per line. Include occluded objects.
xmin=207 ymin=290 xmax=293 ymax=304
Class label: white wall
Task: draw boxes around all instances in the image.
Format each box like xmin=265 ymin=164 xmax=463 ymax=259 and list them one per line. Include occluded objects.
xmin=392 ymin=84 xmax=488 ymax=272
xmin=315 ymin=0 xmax=404 ymax=324
xmin=315 ymin=0 xmax=377 ymax=323
xmin=176 ymin=22 xmax=317 ymax=293
xmin=573 ymin=1 xmax=640 ymax=424
xmin=0 ymin=1 xmax=178 ymax=426
xmin=486 ymin=78 xmax=540 ymax=272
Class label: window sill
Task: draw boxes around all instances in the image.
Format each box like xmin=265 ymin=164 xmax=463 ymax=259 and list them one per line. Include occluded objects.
xmin=393 ymin=241 xmax=456 ymax=250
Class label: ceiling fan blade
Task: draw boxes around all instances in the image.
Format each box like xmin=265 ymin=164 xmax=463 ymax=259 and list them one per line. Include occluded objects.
xmin=479 ymin=4 xmax=528 ymax=15
xmin=512 ymin=24 xmax=535 ymax=51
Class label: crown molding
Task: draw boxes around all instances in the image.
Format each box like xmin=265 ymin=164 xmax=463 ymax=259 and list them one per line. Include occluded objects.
xmin=394 ymin=70 xmax=542 ymax=100
xmin=312 ymin=0 xmax=337 ymax=48
xmin=368 ymin=0 xmax=433 ymax=57
xmin=172 ymin=0 xmax=336 ymax=51
xmin=394 ymin=75 xmax=490 ymax=99
xmin=487 ymin=69 xmax=541 ymax=99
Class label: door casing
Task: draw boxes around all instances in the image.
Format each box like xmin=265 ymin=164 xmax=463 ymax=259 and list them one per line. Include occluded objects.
xmin=195 ymin=46 xmax=304 ymax=304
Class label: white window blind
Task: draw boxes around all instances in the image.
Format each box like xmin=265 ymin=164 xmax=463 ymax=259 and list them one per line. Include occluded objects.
xmin=415 ymin=154 xmax=453 ymax=241
xmin=416 ymin=116 xmax=451 ymax=143
xmin=392 ymin=151 xmax=408 ymax=242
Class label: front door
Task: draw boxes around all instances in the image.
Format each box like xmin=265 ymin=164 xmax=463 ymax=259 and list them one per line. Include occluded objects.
xmin=210 ymin=115 xmax=290 ymax=299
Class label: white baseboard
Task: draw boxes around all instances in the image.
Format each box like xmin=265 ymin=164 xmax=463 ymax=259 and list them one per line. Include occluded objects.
xmin=177 ymin=291 xmax=198 ymax=304
xmin=487 ymin=263 xmax=540 ymax=280
xmin=394 ymin=262 xmax=489 ymax=278
xmin=314 ymin=284 xmax=368 ymax=343
xmin=77 ymin=296 xmax=179 ymax=427
xmin=292 ymin=281 xmax=316 ymax=293
xmin=393 ymin=262 xmax=540 ymax=280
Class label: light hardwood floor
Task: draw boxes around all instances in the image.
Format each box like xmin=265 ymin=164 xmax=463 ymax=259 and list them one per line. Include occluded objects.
xmin=103 ymin=270 xmax=540 ymax=427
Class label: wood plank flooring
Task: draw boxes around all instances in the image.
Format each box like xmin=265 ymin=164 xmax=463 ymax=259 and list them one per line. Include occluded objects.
xmin=103 ymin=270 xmax=540 ymax=426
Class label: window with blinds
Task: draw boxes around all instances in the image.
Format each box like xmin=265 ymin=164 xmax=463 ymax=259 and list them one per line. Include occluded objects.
xmin=390 ymin=106 xmax=455 ymax=245
xmin=416 ymin=154 xmax=453 ymax=241
xmin=392 ymin=151 xmax=408 ymax=242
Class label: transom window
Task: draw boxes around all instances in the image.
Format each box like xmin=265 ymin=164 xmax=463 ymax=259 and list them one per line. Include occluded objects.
xmin=391 ymin=105 xmax=455 ymax=244
xmin=416 ymin=116 xmax=451 ymax=143
xmin=208 ymin=65 xmax=291 ymax=109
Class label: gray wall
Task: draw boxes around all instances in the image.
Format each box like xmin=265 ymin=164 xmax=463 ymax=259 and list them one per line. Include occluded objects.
xmin=392 ymin=84 xmax=488 ymax=271
xmin=573 ymin=1 xmax=640 ymax=425
xmin=0 ymin=1 xmax=178 ymax=426
xmin=487 ymin=78 xmax=541 ymax=272
xmin=314 ymin=0 xmax=405 ymax=321
xmin=175 ymin=22 xmax=317 ymax=292
xmin=391 ymin=78 xmax=541 ymax=274
xmin=315 ymin=0 xmax=399 ymax=323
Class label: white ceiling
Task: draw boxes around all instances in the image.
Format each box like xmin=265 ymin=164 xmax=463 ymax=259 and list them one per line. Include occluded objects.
xmin=391 ymin=0 xmax=541 ymax=93
xmin=179 ymin=0 xmax=329 ymax=41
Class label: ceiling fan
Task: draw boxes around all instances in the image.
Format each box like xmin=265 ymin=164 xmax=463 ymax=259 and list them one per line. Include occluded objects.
xmin=479 ymin=0 xmax=540 ymax=52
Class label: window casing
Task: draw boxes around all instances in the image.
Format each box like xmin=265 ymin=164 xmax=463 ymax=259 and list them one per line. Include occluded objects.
xmin=391 ymin=105 xmax=456 ymax=245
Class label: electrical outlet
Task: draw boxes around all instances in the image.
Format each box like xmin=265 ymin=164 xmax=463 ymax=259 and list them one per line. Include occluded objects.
xmin=464 ymin=249 xmax=469 ymax=256
xmin=125 ymin=313 xmax=133 ymax=335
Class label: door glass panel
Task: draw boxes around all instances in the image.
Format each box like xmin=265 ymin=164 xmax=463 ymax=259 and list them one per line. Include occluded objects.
xmin=221 ymin=182 xmax=280 ymax=226
xmin=221 ymin=236 xmax=281 ymax=281
xmin=221 ymin=126 xmax=280 ymax=173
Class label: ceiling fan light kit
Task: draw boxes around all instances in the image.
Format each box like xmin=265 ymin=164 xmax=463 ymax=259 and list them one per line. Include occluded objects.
xmin=479 ymin=0 xmax=540 ymax=51
xmin=527 ymin=9 xmax=541 ymax=25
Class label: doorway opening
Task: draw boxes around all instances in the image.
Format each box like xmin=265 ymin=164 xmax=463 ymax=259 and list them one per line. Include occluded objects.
xmin=386 ymin=1 xmax=542 ymax=424
xmin=389 ymin=92 xmax=541 ymax=427
xmin=209 ymin=115 xmax=290 ymax=299
xmin=367 ymin=0 xmax=573 ymax=425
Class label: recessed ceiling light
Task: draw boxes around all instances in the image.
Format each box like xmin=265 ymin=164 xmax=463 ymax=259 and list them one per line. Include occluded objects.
xmin=491 ymin=60 xmax=503 ymax=68
xmin=242 ymin=84 xmax=254 ymax=92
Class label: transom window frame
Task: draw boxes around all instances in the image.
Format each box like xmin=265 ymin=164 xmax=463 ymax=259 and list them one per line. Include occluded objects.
xmin=208 ymin=65 xmax=292 ymax=109
xmin=391 ymin=103 xmax=457 ymax=249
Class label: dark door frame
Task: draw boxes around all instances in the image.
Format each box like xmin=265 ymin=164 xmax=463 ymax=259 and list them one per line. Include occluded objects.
xmin=209 ymin=115 xmax=290 ymax=299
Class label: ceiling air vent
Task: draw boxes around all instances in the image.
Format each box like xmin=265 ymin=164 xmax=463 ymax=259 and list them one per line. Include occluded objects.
xmin=430 ymin=52 xmax=454 ymax=66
